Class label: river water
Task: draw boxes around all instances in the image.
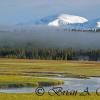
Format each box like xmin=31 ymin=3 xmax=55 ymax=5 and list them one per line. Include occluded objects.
xmin=0 ymin=77 xmax=100 ymax=93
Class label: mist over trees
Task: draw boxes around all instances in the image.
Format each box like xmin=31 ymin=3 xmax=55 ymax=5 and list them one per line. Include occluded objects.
xmin=0 ymin=29 xmax=100 ymax=49
xmin=0 ymin=27 xmax=100 ymax=61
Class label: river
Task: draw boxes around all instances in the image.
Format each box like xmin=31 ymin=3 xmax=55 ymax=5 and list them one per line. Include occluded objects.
xmin=0 ymin=77 xmax=100 ymax=93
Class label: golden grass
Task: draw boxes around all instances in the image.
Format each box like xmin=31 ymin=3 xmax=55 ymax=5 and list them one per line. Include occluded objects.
xmin=0 ymin=93 xmax=100 ymax=100
xmin=0 ymin=58 xmax=100 ymax=77
xmin=0 ymin=75 xmax=64 ymax=88
xmin=0 ymin=59 xmax=100 ymax=100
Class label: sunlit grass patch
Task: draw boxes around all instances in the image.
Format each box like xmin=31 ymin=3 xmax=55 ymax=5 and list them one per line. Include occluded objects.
xmin=0 ymin=76 xmax=64 ymax=88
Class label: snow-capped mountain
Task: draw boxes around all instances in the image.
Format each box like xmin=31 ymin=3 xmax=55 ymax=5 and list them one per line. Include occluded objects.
xmin=77 ymin=18 xmax=100 ymax=29
xmin=26 ymin=13 xmax=100 ymax=31
xmin=61 ymin=18 xmax=100 ymax=30
xmin=33 ymin=14 xmax=88 ymax=27
xmin=97 ymin=22 xmax=100 ymax=27
xmin=10 ymin=14 xmax=100 ymax=31
xmin=48 ymin=14 xmax=88 ymax=27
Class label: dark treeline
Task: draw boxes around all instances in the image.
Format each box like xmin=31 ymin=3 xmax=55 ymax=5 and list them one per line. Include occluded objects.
xmin=64 ymin=28 xmax=100 ymax=32
xmin=0 ymin=48 xmax=100 ymax=61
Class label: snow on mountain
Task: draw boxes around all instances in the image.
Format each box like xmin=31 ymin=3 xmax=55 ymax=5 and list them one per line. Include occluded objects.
xmin=33 ymin=14 xmax=100 ymax=30
xmin=15 ymin=13 xmax=100 ymax=31
xmin=62 ymin=18 xmax=100 ymax=30
xmin=33 ymin=14 xmax=88 ymax=27
xmin=48 ymin=14 xmax=88 ymax=27
xmin=81 ymin=18 xmax=100 ymax=29
xmin=96 ymin=21 xmax=100 ymax=28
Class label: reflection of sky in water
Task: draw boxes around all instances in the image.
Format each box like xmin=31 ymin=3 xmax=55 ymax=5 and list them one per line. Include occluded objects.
xmin=60 ymin=77 xmax=100 ymax=92
xmin=0 ymin=77 xmax=100 ymax=93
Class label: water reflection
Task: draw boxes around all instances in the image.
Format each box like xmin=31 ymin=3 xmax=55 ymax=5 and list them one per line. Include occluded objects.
xmin=0 ymin=77 xmax=100 ymax=93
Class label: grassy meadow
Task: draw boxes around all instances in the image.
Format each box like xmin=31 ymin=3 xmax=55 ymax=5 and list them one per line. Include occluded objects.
xmin=0 ymin=59 xmax=100 ymax=77
xmin=0 ymin=93 xmax=100 ymax=100
xmin=0 ymin=58 xmax=100 ymax=100
xmin=0 ymin=76 xmax=64 ymax=88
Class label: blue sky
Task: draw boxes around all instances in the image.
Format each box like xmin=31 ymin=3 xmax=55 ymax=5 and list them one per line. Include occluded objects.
xmin=0 ymin=0 xmax=100 ymax=25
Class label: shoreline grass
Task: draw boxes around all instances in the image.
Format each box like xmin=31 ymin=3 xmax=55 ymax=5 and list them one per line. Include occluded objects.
xmin=0 ymin=76 xmax=64 ymax=89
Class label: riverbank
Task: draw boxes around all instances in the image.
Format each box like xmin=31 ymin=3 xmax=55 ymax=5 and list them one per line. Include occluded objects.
xmin=0 ymin=76 xmax=64 ymax=89
xmin=0 ymin=59 xmax=100 ymax=89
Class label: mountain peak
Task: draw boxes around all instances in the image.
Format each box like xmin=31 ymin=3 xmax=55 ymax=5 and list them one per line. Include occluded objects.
xmin=48 ymin=14 xmax=88 ymax=27
xmin=16 ymin=13 xmax=100 ymax=30
xmin=33 ymin=14 xmax=88 ymax=27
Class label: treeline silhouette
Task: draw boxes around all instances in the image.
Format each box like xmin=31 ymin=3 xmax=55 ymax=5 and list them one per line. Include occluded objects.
xmin=64 ymin=29 xmax=100 ymax=32
xmin=0 ymin=48 xmax=100 ymax=61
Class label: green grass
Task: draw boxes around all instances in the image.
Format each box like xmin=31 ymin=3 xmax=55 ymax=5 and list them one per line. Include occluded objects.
xmin=0 ymin=93 xmax=100 ymax=100
xmin=0 ymin=59 xmax=100 ymax=77
xmin=0 ymin=75 xmax=64 ymax=88
xmin=0 ymin=59 xmax=100 ymax=100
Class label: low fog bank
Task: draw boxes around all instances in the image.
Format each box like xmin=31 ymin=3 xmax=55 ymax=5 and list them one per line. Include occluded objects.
xmin=0 ymin=26 xmax=100 ymax=49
